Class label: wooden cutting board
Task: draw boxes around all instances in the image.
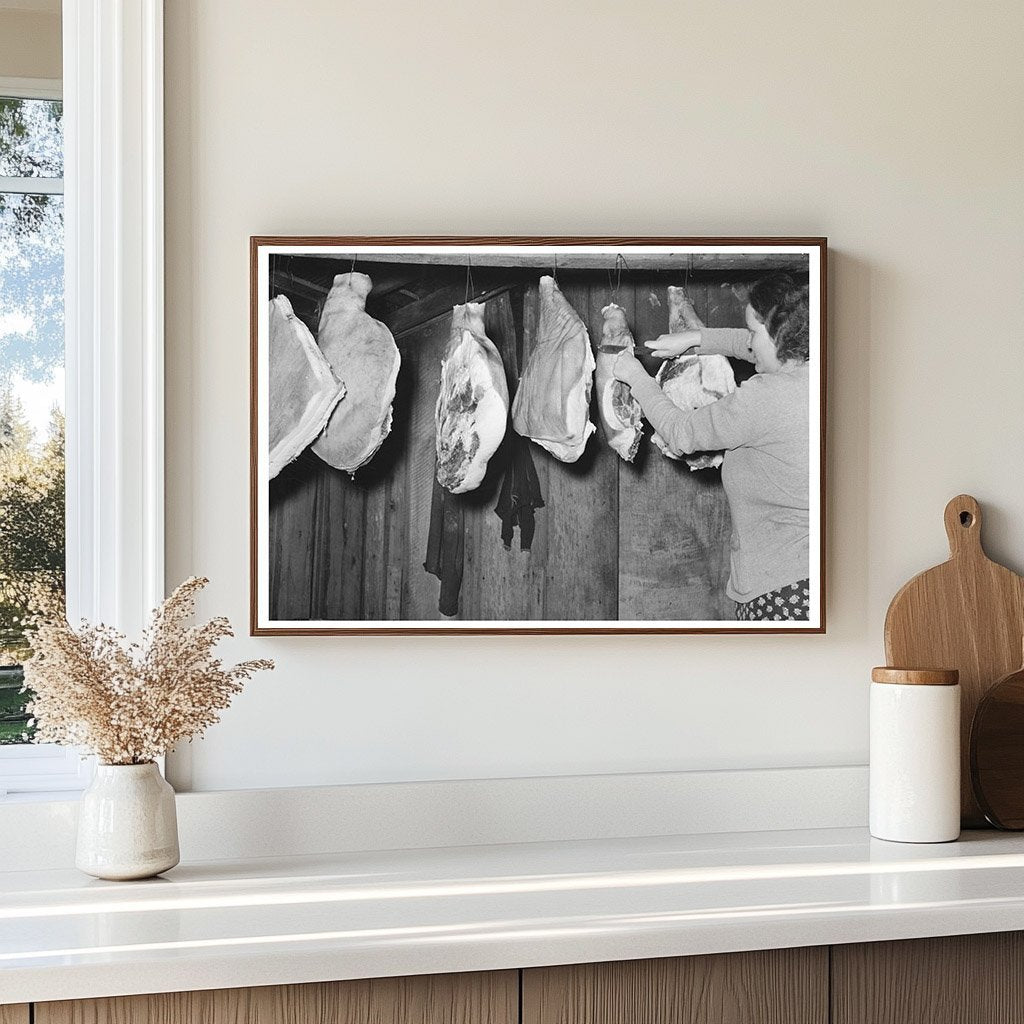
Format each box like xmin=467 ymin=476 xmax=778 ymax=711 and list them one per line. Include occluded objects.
xmin=970 ymin=650 xmax=1024 ymax=829
xmin=884 ymin=494 xmax=1024 ymax=826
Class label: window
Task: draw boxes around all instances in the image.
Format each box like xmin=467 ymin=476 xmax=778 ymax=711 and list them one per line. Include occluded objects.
xmin=0 ymin=79 xmax=82 ymax=795
xmin=1 ymin=5 xmax=167 ymax=798
xmin=0 ymin=87 xmax=65 ymax=739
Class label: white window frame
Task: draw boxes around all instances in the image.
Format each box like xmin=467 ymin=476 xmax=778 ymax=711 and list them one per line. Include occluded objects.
xmin=0 ymin=0 xmax=165 ymax=797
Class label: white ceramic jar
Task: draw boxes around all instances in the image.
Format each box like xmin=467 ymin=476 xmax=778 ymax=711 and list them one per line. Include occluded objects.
xmin=76 ymin=762 xmax=180 ymax=880
xmin=870 ymin=667 xmax=961 ymax=843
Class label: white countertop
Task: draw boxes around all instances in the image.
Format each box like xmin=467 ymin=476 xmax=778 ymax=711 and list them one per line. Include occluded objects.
xmin=4 ymin=826 xmax=1024 ymax=1004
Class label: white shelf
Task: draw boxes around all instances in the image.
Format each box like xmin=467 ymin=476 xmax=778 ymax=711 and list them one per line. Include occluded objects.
xmin=4 ymin=826 xmax=1024 ymax=1004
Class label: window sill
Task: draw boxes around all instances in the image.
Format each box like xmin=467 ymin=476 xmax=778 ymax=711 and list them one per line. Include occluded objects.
xmin=0 ymin=746 xmax=94 ymax=799
xmin=0 ymin=789 xmax=86 ymax=804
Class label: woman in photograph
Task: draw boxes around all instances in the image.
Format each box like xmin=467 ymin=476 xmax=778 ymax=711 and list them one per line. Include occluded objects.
xmin=613 ymin=275 xmax=811 ymax=621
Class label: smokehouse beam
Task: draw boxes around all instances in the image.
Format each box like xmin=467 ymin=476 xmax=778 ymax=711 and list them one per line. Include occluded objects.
xmin=273 ymin=266 xmax=422 ymax=304
xmin=269 ymin=271 xmax=329 ymax=302
xmin=301 ymin=251 xmax=807 ymax=272
xmin=387 ymin=276 xmax=520 ymax=339
xmin=353 ymin=272 xmax=421 ymax=299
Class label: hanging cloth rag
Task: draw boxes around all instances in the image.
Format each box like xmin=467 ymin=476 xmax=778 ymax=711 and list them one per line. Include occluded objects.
xmin=495 ymin=433 xmax=544 ymax=550
xmin=423 ymin=476 xmax=465 ymax=617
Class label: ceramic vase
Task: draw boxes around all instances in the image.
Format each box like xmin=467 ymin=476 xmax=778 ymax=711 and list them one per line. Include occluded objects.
xmin=76 ymin=762 xmax=180 ymax=880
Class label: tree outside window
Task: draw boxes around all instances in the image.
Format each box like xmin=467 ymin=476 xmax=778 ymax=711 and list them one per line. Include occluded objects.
xmin=0 ymin=95 xmax=65 ymax=744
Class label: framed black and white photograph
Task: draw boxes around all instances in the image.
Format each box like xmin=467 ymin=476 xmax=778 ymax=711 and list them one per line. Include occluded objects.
xmin=250 ymin=237 xmax=826 ymax=634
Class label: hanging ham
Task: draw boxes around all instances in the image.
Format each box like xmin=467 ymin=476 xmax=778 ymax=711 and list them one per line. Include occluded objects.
xmin=652 ymin=286 xmax=737 ymax=470
xmin=268 ymin=294 xmax=346 ymax=479
xmin=434 ymin=302 xmax=509 ymax=494
xmin=312 ymin=272 xmax=400 ymax=475
xmin=595 ymin=303 xmax=643 ymax=462
xmin=511 ymin=275 xmax=595 ymax=462
xmin=667 ymin=285 xmax=704 ymax=332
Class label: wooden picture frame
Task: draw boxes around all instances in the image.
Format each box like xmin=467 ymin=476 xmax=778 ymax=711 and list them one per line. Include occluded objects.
xmin=251 ymin=237 xmax=827 ymax=635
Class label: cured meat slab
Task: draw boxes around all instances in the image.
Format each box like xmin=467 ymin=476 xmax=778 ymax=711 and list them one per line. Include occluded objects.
xmin=312 ymin=272 xmax=400 ymax=475
xmin=653 ymin=286 xmax=736 ymax=470
xmin=511 ymin=275 xmax=595 ymax=463
xmin=668 ymin=285 xmax=704 ymax=332
xmin=434 ymin=302 xmax=509 ymax=494
xmin=596 ymin=303 xmax=643 ymax=462
xmin=268 ymin=294 xmax=345 ymax=479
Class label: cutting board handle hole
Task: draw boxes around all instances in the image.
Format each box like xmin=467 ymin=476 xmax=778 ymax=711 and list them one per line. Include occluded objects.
xmin=960 ymin=511 xmax=974 ymax=527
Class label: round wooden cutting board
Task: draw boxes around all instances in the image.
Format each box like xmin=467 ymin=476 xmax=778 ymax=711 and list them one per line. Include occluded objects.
xmin=884 ymin=494 xmax=1024 ymax=827
xmin=971 ymin=655 xmax=1024 ymax=829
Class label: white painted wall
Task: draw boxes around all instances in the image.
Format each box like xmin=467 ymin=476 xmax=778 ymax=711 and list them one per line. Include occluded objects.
xmin=163 ymin=0 xmax=1024 ymax=792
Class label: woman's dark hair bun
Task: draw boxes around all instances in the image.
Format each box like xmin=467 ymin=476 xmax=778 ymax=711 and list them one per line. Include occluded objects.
xmin=748 ymin=272 xmax=797 ymax=322
xmin=766 ymin=285 xmax=810 ymax=363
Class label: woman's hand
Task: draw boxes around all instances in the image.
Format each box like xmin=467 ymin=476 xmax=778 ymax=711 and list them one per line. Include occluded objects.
xmin=613 ymin=350 xmax=648 ymax=386
xmin=643 ymin=330 xmax=701 ymax=359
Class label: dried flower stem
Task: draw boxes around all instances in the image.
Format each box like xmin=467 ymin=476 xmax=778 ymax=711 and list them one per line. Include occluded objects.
xmin=23 ymin=577 xmax=273 ymax=765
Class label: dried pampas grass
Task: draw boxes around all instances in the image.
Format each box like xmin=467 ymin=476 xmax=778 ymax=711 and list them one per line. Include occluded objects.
xmin=23 ymin=577 xmax=273 ymax=765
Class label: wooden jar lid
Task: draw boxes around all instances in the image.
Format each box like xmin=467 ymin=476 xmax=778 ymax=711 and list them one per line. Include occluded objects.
xmin=871 ymin=667 xmax=960 ymax=686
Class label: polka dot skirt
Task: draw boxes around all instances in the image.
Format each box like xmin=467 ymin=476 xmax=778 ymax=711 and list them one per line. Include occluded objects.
xmin=736 ymin=579 xmax=811 ymax=622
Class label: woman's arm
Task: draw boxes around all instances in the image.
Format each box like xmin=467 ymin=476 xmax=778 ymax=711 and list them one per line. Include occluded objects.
xmin=643 ymin=327 xmax=755 ymax=362
xmin=698 ymin=327 xmax=755 ymax=362
xmin=613 ymin=351 xmax=760 ymax=455
xmin=629 ymin=376 xmax=755 ymax=454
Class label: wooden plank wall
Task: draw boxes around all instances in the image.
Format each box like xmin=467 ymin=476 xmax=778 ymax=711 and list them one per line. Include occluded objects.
xmin=268 ymin=272 xmax=754 ymax=622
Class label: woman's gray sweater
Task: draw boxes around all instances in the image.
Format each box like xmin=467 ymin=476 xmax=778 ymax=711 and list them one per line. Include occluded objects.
xmin=629 ymin=327 xmax=810 ymax=604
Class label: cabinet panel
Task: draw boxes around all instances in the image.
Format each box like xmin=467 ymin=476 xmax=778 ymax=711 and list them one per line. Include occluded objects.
xmin=522 ymin=948 xmax=828 ymax=1024
xmin=36 ymin=971 xmax=517 ymax=1024
xmin=832 ymin=932 xmax=1024 ymax=1024
xmin=0 ymin=1007 xmax=29 ymax=1024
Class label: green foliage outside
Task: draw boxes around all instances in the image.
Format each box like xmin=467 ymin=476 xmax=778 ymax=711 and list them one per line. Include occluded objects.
xmin=0 ymin=665 xmax=28 ymax=743
xmin=0 ymin=394 xmax=65 ymax=742
xmin=0 ymin=96 xmax=66 ymax=744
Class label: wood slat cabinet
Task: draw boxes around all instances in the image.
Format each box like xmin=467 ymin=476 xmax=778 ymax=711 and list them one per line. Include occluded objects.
xmin=34 ymin=971 xmax=517 ymax=1024
xmin=16 ymin=933 xmax=1024 ymax=1024
xmin=522 ymin=948 xmax=828 ymax=1024
xmin=831 ymin=932 xmax=1024 ymax=1024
